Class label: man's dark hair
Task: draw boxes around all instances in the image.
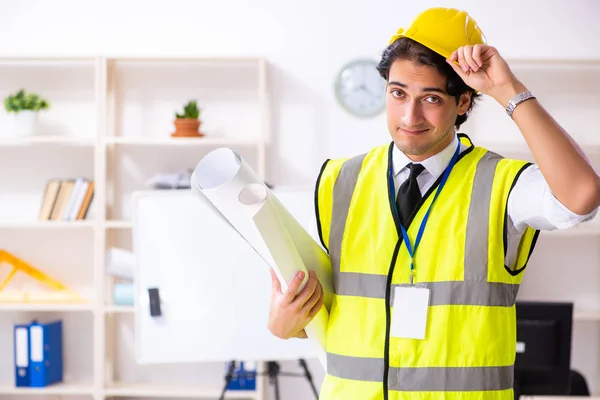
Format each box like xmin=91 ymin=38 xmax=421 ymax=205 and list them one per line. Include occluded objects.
xmin=376 ymin=37 xmax=481 ymax=129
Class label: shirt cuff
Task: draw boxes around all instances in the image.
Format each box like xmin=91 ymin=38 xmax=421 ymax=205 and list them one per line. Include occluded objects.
xmin=542 ymin=184 xmax=599 ymax=230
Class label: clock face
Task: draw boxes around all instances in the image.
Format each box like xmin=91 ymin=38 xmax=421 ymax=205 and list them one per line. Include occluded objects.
xmin=334 ymin=59 xmax=387 ymax=118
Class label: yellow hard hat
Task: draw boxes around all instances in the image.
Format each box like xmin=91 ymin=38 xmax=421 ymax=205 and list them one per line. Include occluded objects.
xmin=388 ymin=8 xmax=486 ymax=60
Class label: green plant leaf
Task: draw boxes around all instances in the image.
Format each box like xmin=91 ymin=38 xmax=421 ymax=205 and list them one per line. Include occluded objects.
xmin=175 ymin=99 xmax=201 ymax=119
xmin=3 ymin=88 xmax=50 ymax=112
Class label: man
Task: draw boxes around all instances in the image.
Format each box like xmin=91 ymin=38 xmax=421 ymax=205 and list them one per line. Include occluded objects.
xmin=267 ymin=7 xmax=600 ymax=400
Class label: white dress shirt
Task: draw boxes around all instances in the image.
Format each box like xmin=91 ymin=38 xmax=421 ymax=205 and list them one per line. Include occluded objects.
xmin=309 ymin=134 xmax=597 ymax=269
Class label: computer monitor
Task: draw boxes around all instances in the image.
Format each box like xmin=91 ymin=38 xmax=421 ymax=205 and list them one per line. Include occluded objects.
xmin=514 ymin=301 xmax=573 ymax=399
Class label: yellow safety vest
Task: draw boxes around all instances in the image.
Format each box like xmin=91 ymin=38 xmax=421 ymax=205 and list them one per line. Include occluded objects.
xmin=315 ymin=134 xmax=540 ymax=400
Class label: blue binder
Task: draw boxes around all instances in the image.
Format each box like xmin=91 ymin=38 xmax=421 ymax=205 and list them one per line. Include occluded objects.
xmin=13 ymin=324 xmax=30 ymax=387
xmin=226 ymin=361 xmax=256 ymax=391
xmin=28 ymin=320 xmax=63 ymax=387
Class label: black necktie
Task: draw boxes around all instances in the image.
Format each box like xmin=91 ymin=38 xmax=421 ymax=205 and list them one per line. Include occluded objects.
xmin=396 ymin=163 xmax=425 ymax=227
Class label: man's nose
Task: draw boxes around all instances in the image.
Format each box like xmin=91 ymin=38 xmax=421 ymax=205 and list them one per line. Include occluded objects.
xmin=402 ymin=101 xmax=425 ymax=127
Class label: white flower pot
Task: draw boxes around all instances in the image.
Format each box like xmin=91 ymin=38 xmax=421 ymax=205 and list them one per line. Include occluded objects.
xmin=14 ymin=110 xmax=39 ymax=136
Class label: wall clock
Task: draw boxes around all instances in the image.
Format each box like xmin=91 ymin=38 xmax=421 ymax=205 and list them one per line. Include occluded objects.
xmin=334 ymin=58 xmax=386 ymax=118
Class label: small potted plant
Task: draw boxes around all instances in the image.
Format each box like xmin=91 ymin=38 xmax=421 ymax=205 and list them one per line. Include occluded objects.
xmin=4 ymin=89 xmax=50 ymax=136
xmin=171 ymin=100 xmax=204 ymax=138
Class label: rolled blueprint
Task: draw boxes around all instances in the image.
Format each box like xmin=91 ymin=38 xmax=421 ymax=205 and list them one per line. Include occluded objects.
xmin=191 ymin=148 xmax=333 ymax=369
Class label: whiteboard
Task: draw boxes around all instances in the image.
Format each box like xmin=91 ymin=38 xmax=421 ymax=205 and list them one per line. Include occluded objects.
xmin=132 ymin=187 xmax=320 ymax=364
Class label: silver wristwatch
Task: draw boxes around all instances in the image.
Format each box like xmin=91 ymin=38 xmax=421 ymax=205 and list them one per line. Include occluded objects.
xmin=505 ymin=90 xmax=536 ymax=118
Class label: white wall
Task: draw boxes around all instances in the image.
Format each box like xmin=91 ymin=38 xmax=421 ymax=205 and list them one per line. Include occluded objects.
xmin=3 ymin=0 xmax=600 ymax=185
xmin=2 ymin=0 xmax=600 ymax=398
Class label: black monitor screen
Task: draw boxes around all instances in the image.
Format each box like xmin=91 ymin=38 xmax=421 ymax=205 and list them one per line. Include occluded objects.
xmin=514 ymin=301 xmax=573 ymax=397
xmin=517 ymin=319 xmax=560 ymax=368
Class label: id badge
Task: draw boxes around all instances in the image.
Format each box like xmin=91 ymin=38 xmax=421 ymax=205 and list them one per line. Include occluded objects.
xmin=390 ymin=285 xmax=430 ymax=340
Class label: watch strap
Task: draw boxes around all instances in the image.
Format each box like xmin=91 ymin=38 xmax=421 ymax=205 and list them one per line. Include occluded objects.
xmin=506 ymin=90 xmax=536 ymax=118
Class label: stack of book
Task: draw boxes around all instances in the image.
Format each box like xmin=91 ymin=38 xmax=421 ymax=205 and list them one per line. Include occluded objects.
xmin=38 ymin=178 xmax=95 ymax=221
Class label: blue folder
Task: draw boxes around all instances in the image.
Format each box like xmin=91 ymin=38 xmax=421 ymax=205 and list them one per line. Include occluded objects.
xmin=28 ymin=320 xmax=63 ymax=387
xmin=13 ymin=324 xmax=30 ymax=387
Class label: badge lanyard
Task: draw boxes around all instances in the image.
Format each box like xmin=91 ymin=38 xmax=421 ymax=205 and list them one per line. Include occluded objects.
xmin=390 ymin=142 xmax=461 ymax=285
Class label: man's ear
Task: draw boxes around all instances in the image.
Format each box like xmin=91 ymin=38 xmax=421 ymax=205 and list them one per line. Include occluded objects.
xmin=457 ymin=92 xmax=472 ymax=116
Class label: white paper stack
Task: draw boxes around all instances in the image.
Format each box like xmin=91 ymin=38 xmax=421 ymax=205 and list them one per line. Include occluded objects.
xmin=190 ymin=148 xmax=333 ymax=369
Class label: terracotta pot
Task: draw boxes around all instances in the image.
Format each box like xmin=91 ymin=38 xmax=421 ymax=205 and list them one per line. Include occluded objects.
xmin=171 ymin=118 xmax=204 ymax=138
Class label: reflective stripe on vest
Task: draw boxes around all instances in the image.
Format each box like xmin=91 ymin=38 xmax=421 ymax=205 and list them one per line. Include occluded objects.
xmin=327 ymin=149 xmax=514 ymax=392
xmin=327 ymin=353 xmax=514 ymax=391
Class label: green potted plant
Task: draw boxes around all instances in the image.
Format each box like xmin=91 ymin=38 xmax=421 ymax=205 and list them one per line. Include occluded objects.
xmin=171 ymin=100 xmax=204 ymax=138
xmin=4 ymin=89 xmax=50 ymax=136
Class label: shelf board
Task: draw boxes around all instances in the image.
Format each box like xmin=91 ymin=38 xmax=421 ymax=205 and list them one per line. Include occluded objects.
xmin=477 ymin=141 xmax=600 ymax=157
xmin=0 ymin=57 xmax=95 ymax=67
xmin=506 ymin=58 xmax=600 ymax=71
xmin=105 ymin=136 xmax=260 ymax=147
xmin=105 ymin=382 xmax=257 ymax=398
xmin=574 ymin=311 xmax=600 ymax=321
xmin=0 ymin=220 xmax=96 ymax=229
xmin=105 ymin=305 xmax=134 ymax=313
xmin=0 ymin=381 xmax=94 ymax=395
xmin=105 ymin=220 xmax=133 ymax=229
xmin=0 ymin=136 xmax=95 ymax=147
xmin=112 ymin=56 xmax=263 ymax=66
xmin=544 ymin=223 xmax=600 ymax=237
xmin=0 ymin=303 xmax=94 ymax=312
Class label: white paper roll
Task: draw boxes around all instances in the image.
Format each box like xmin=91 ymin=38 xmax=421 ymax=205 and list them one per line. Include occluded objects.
xmin=106 ymin=247 xmax=135 ymax=280
xmin=192 ymin=148 xmax=276 ymax=268
xmin=242 ymin=184 xmax=331 ymax=367
xmin=192 ymin=148 xmax=333 ymax=369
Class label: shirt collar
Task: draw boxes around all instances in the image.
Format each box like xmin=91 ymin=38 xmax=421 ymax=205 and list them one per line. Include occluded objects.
xmin=392 ymin=134 xmax=460 ymax=181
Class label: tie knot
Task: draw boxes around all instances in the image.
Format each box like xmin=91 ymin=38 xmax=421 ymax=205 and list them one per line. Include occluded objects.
xmin=407 ymin=163 xmax=425 ymax=179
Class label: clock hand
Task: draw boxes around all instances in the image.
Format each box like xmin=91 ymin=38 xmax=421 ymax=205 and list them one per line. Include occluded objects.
xmin=357 ymin=83 xmax=376 ymax=98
